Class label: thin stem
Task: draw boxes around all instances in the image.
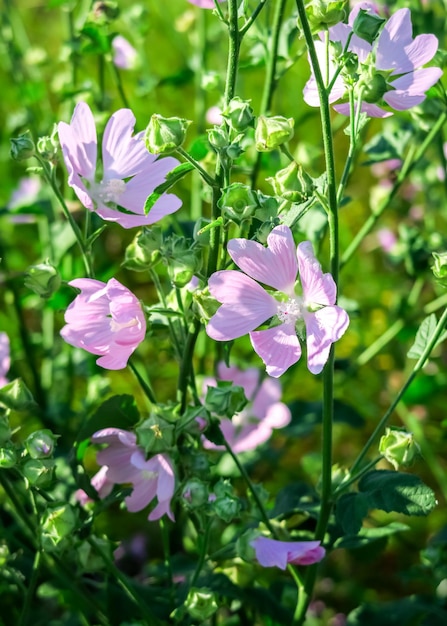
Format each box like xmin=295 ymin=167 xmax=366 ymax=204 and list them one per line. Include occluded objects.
xmin=333 ymin=456 xmax=383 ymax=497
xmin=224 ymin=0 xmax=240 ymax=105
xmin=341 ymin=111 xmax=447 ymax=268
xmin=190 ymin=517 xmax=213 ymax=587
xmin=240 ymin=0 xmax=269 ymax=36
xmin=110 ymin=62 xmax=130 ymax=108
xmin=350 ymin=306 xmax=447 ymax=477
xmin=176 ymin=147 xmax=216 ymax=187
xmin=178 ymin=319 xmax=201 ymax=413
xmin=128 ymin=358 xmax=157 ymax=404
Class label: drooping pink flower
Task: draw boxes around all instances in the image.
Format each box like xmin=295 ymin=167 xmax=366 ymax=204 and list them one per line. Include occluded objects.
xmin=60 ymin=278 xmax=146 ymax=370
xmin=0 ymin=333 xmax=10 ymax=388
xmin=112 ymin=35 xmax=138 ymax=70
xmin=91 ymin=428 xmax=176 ymax=521
xmin=187 ymin=0 xmax=224 ymax=8
xmin=58 ymin=102 xmax=182 ymax=228
xmin=304 ymin=5 xmax=442 ymax=117
xmin=250 ymin=536 xmax=325 ymax=570
xmin=202 ymin=363 xmax=291 ymax=452
xmin=206 ymin=225 xmax=349 ymax=377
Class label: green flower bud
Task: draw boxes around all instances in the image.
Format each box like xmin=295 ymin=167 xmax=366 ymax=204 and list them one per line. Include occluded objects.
xmin=207 ymin=127 xmax=228 ymax=152
xmin=222 ymin=97 xmax=254 ymax=132
xmin=0 ymin=446 xmax=17 ymax=468
xmin=307 ymin=0 xmax=348 ymax=30
xmin=236 ymin=529 xmax=259 ymax=564
xmin=0 ymin=415 xmax=11 ymax=446
xmin=145 ymin=115 xmax=191 ymax=155
xmin=204 ymin=381 xmax=247 ymax=418
xmin=123 ymin=227 xmax=162 ymax=271
xmin=213 ymin=493 xmax=241 ymax=522
xmin=379 ymin=427 xmax=421 ymax=470
xmin=218 ymin=183 xmax=258 ymax=223
xmin=226 ymin=136 xmax=245 ymax=160
xmin=0 ymin=379 xmax=36 ymax=412
xmin=37 ymin=125 xmax=59 ymax=163
xmin=136 ymin=415 xmax=175 ymax=454
xmin=432 ymin=251 xmax=447 ymax=286
xmin=181 ymin=449 xmax=210 ymax=478
xmin=255 ymin=115 xmax=294 ymax=152
xmin=192 ymin=288 xmax=220 ymax=323
xmin=353 ymin=8 xmax=386 ymax=44
xmin=10 ymin=131 xmax=36 ymax=161
xmin=25 ymin=429 xmax=57 ymax=459
xmin=24 ymin=261 xmax=61 ymax=298
xmin=22 ymin=458 xmax=55 ymax=488
xmin=165 ymin=236 xmax=201 ymax=287
xmin=41 ymin=503 xmax=77 ymax=552
xmin=0 ymin=543 xmax=10 ymax=567
xmin=362 ymin=72 xmax=388 ymax=104
xmin=184 ymin=588 xmax=218 ymax=621
xmin=267 ymin=161 xmax=315 ymax=202
xmin=181 ymin=478 xmax=209 ymax=509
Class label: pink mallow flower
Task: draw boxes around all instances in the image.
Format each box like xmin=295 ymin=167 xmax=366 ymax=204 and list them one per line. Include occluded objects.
xmin=187 ymin=0 xmax=224 ymax=8
xmin=91 ymin=428 xmax=175 ymax=521
xmin=112 ymin=35 xmax=138 ymax=70
xmin=206 ymin=225 xmax=349 ymax=377
xmin=304 ymin=5 xmax=442 ymax=117
xmin=0 ymin=333 xmax=10 ymax=388
xmin=60 ymin=278 xmax=146 ymax=370
xmin=203 ymin=363 xmax=291 ymax=452
xmin=58 ymin=102 xmax=182 ymax=228
xmin=251 ymin=536 xmax=325 ymax=570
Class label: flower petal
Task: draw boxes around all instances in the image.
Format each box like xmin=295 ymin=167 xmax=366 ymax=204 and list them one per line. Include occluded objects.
xmin=228 ymin=225 xmax=297 ymax=292
xmin=250 ymin=324 xmax=301 ymax=378
xmin=333 ymin=102 xmax=393 ymax=118
xmin=58 ymin=102 xmax=97 ymax=181
xmin=384 ymin=67 xmax=443 ymax=110
xmin=206 ymin=271 xmax=277 ymax=341
xmin=376 ymin=9 xmax=413 ymax=71
xmin=305 ymin=306 xmax=349 ymax=374
xmin=297 ymin=241 xmax=336 ymax=306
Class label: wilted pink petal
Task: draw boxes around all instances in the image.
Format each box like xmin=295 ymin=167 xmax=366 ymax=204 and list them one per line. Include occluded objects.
xmin=112 ymin=35 xmax=138 ymax=70
xmin=250 ymin=536 xmax=325 ymax=570
xmin=60 ymin=277 xmax=146 ymax=370
xmin=58 ymin=102 xmax=182 ymax=228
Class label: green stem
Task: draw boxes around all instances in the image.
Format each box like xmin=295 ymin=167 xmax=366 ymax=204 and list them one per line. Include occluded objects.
xmin=224 ymin=0 xmax=240 ymax=105
xmin=110 ymin=62 xmax=130 ymax=108
xmin=240 ymin=0 xmax=270 ymax=36
xmin=128 ymin=357 xmax=157 ymax=404
xmin=333 ymin=456 xmax=383 ymax=497
xmin=190 ymin=517 xmax=213 ymax=587
xmin=341 ymin=111 xmax=447 ymax=268
xmin=178 ymin=320 xmax=201 ymax=413
xmin=176 ymin=147 xmax=216 ymax=188
xmin=294 ymin=2 xmax=340 ymax=622
xmin=350 ymin=306 xmax=447 ymax=477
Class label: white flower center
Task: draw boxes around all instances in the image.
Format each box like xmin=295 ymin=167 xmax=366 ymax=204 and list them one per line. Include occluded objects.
xmin=94 ymin=178 xmax=126 ymax=204
xmin=110 ymin=317 xmax=139 ymax=333
xmin=277 ymin=297 xmax=303 ymax=325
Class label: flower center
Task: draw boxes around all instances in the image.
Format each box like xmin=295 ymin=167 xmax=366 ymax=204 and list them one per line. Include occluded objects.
xmin=276 ymin=297 xmax=303 ymax=325
xmin=94 ymin=178 xmax=126 ymax=204
xmin=109 ymin=317 xmax=139 ymax=333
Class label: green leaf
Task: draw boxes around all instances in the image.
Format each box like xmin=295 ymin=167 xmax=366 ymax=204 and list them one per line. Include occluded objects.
xmin=407 ymin=314 xmax=437 ymax=359
xmin=358 ymin=470 xmax=437 ymax=516
xmin=271 ymin=482 xmax=320 ymax=519
xmin=335 ymin=522 xmax=410 ymax=550
xmin=346 ymin=595 xmax=447 ymax=626
xmin=76 ymin=394 xmax=140 ymax=443
xmin=144 ymin=162 xmax=194 ymax=214
xmin=335 ymin=493 xmax=369 ymax=535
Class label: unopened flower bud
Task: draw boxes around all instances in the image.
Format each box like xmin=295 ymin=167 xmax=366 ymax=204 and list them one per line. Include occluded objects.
xmin=267 ymin=161 xmax=315 ymax=202
xmin=0 ymin=379 xmax=36 ymax=412
xmin=218 ymin=183 xmax=258 ymax=223
xmin=25 ymin=429 xmax=57 ymax=459
xmin=136 ymin=415 xmax=175 ymax=454
xmin=0 ymin=446 xmax=17 ymax=468
xmin=37 ymin=125 xmax=59 ymax=163
xmin=184 ymin=588 xmax=219 ymax=621
xmin=353 ymin=8 xmax=386 ymax=44
xmin=181 ymin=479 xmax=208 ymax=509
xmin=222 ymin=97 xmax=254 ymax=132
xmin=255 ymin=115 xmax=294 ymax=152
xmin=207 ymin=127 xmax=228 ymax=152
xmin=307 ymin=0 xmax=347 ymax=30
xmin=145 ymin=115 xmax=191 ymax=155
xmin=41 ymin=503 xmax=77 ymax=551
xmin=24 ymin=261 xmax=61 ymax=298
xmin=123 ymin=228 xmax=162 ymax=271
xmin=204 ymin=381 xmax=247 ymax=418
xmin=10 ymin=131 xmax=36 ymax=161
xmin=192 ymin=288 xmax=220 ymax=323
xmin=379 ymin=427 xmax=421 ymax=470
xmin=213 ymin=494 xmax=241 ymax=522
xmin=361 ymin=72 xmax=388 ymax=104
xmin=236 ymin=530 xmax=258 ymax=564
xmin=23 ymin=458 xmax=55 ymax=488
xmin=432 ymin=251 xmax=447 ymax=286
xmin=0 ymin=415 xmax=11 ymax=446
xmin=167 ymin=252 xmax=200 ymax=287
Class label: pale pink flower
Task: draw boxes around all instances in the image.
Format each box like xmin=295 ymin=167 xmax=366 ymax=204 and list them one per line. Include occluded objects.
xmin=206 ymin=225 xmax=349 ymax=377
xmin=112 ymin=35 xmax=138 ymax=70
xmin=250 ymin=536 xmax=325 ymax=569
xmin=58 ymin=102 xmax=182 ymax=228
xmin=0 ymin=333 xmax=10 ymax=388
xmin=206 ymin=106 xmax=224 ymax=125
xmin=202 ymin=363 xmax=291 ymax=452
xmin=60 ymin=278 xmax=146 ymax=370
xmin=92 ymin=428 xmax=176 ymax=521
xmin=187 ymin=0 xmax=224 ymax=8
xmin=304 ymin=5 xmax=442 ymax=117
xmin=377 ymin=228 xmax=397 ymax=253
